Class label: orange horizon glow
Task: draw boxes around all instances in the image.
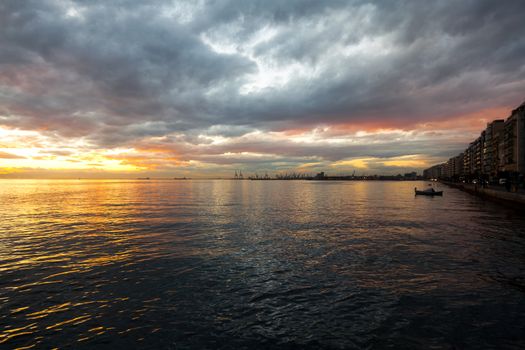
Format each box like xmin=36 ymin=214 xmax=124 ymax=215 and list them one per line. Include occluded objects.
xmin=0 ymin=103 xmax=518 ymax=178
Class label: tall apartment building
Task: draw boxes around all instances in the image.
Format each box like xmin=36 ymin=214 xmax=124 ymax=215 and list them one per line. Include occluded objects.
xmin=453 ymin=153 xmax=464 ymax=178
xmin=424 ymin=152 xmax=464 ymax=181
xmin=444 ymin=159 xmax=452 ymax=179
xmin=423 ymin=163 xmax=445 ymax=179
xmin=483 ymin=120 xmax=504 ymax=180
xmin=423 ymin=100 xmax=525 ymax=182
xmin=502 ymin=102 xmax=525 ymax=175
xmin=473 ymin=132 xmax=485 ymax=176
xmin=463 ymin=142 xmax=475 ymax=178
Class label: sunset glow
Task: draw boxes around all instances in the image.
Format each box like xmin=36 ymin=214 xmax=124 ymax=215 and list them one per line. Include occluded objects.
xmin=2 ymin=2 xmax=525 ymax=349
xmin=1 ymin=1 xmax=524 ymax=178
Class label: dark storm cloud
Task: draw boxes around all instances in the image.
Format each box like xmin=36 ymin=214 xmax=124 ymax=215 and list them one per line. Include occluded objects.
xmin=0 ymin=0 xmax=255 ymax=137
xmin=190 ymin=0 xmax=525 ymax=128
xmin=1 ymin=0 xmax=524 ymax=155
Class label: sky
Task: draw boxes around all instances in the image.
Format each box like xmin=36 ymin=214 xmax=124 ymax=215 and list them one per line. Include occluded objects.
xmin=1 ymin=0 xmax=524 ymax=178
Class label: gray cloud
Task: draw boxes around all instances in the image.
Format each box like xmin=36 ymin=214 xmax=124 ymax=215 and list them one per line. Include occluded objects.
xmin=0 ymin=0 xmax=524 ymax=166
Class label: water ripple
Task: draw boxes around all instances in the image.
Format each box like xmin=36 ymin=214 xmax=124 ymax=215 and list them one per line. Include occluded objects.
xmin=0 ymin=179 xmax=524 ymax=349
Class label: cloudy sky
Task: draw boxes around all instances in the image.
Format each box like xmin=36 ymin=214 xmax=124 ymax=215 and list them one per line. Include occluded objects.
xmin=1 ymin=0 xmax=524 ymax=178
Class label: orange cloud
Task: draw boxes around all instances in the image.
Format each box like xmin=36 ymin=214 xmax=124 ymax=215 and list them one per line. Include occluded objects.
xmin=0 ymin=151 xmax=25 ymax=159
xmin=332 ymin=158 xmax=370 ymax=169
xmin=382 ymin=159 xmax=428 ymax=167
xmin=414 ymin=106 xmax=511 ymax=133
xmin=312 ymin=105 xmax=512 ymax=137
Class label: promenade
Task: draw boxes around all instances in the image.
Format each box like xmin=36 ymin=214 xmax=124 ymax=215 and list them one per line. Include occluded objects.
xmin=442 ymin=181 xmax=525 ymax=209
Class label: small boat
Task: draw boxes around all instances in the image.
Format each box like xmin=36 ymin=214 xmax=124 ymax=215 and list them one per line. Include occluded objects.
xmin=415 ymin=188 xmax=443 ymax=196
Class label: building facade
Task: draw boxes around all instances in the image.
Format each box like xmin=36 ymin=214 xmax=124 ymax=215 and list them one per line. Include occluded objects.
xmin=502 ymin=102 xmax=525 ymax=175
xmin=483 ymin=120 xmax=504 ymax=181
xmin=423 ymin=101 xmax=525 ymax=184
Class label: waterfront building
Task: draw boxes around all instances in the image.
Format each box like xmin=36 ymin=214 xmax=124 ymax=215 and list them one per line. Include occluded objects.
xmin=423 ymin=100 xmax=525 ymax=182
xmin=498 ymin=132 xmax=506 ymax=174
xmin=439 ymin=153 xmax=465 ymax=181
xmin=463 ymin=142 xmax=475 ymax=179
xmin=445 ymin=159 xmax=452 ymax=179
xmin=502 ymin=102 xmax=525 ymax=175
xmin=423 ymin=163 xmax=445 ymax=180
xmin=483 ymin=120 xmax=505 ymax=181
xmin=464 ymin=133 xmax=485 ymax=181
xmin=453 ymin=153 xmax=464 ymax=180
xmin=473 ymin=132 xmax=485 ymax=178
xmin=443 ymin=160 xmax=451 ymax=179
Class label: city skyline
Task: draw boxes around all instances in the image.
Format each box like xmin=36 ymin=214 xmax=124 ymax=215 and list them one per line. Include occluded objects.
xmin=1 ymin=1 xmax=525 ymax=178
xmin=424 ymin=101 xmax=525 ymax=182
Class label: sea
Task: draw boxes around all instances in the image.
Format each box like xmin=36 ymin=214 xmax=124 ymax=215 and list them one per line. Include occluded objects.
xmin=1 ymin=179 xmax=524 ymax=349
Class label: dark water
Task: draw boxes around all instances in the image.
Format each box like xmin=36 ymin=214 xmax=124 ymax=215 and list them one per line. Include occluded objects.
xmin=1 ymin=180 xmax=524 ymax=349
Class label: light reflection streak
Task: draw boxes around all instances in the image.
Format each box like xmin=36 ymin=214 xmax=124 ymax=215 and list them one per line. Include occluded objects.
xmin=45 ymin=315 xmax=91 ymax=330
xmin=0 ymin=179 xmax=524 ymax=349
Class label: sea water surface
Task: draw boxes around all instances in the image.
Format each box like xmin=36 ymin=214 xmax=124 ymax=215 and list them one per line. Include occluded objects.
xmin=1 ymin=179 xmax=524 ymax=349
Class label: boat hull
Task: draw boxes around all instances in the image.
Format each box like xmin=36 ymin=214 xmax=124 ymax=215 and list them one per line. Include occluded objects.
xmin=415 ymin=190 xmax=443 ymax=196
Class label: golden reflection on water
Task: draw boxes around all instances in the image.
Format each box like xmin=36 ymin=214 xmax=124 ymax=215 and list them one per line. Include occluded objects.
xmin=0 ymin=180 xmax=185 ymax=348
xmin=0 ymin=179 xmax=524 ymax=349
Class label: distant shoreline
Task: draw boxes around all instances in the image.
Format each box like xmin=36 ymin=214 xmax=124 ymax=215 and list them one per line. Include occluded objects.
xmin=0 ymin=177 xmax=427 ymax=181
